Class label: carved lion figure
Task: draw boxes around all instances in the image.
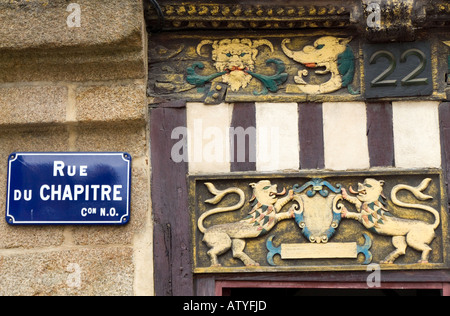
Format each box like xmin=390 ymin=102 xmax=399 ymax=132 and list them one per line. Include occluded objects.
xmin=197 ymin=39 xmax=274 ymax=92
xmin=342 ymin=178 xmax=440 ymax=264
xmin=282 ymin=36 xmax=355 ymax=94
xmin=198 ymin=180 xmax=294 ymax=267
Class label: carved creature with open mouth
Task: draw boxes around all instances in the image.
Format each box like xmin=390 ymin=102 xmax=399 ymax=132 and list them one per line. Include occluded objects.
xmin=198 ymin=180 xmax=294 ymax=267
xmin=187 ymin=38 xmax=288 ymax=97
xmin=282 ymin=36 xmax=356 ymax=95
xmin=342 ymin=178 xmax=440 ymax=264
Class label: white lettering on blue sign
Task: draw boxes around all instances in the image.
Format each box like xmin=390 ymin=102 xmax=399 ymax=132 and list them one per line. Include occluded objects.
xmin=16 ymin=162 xmax=124 ymax=202
xmin=53 ymin=161 xmax=88 ymax=177
xmin=6 ymin=152 xmax=131 ymax=225
xmin=39 ymin=184 xmax=123 ymax=201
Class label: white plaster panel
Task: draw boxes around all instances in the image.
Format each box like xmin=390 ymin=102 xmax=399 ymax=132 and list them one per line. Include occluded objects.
xmin=322 ymin=102 xmax=370 ymax=170
xmin=187 ymin=102 xmax=233 ymax=174
xmin=255 ymin=102 xmax=300 ymax=172
xmin=392 ymin=101 xmax=441 ymax=168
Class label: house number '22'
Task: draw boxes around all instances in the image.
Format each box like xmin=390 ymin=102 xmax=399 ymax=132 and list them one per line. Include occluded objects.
xmin=364 ymin=42 xmax=432 ymax=98
xmin=370 ymin=49 xmax=428 ymax=87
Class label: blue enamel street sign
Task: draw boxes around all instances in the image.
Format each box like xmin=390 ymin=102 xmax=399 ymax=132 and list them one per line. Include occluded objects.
xmin=6 ymin=153 xmax=131 ymax=225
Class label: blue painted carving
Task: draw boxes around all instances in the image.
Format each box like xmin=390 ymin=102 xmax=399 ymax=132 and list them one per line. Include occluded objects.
xmin=247 ymin=59 xmax=288 ymax=95
xmin=186 ymin=62 xmax=226 ymax=87
xmin=292 ymin=179 xmax=343 ymax=243
xmin=357 ymin=233 xmax=373 ymax=265
xmin=293 ymin=178 xmax=342 ymax=198
xmin=186 ymin=59 xmax=288 ymax=96
xmin=266 ymin=235 xmax=281 ymax=266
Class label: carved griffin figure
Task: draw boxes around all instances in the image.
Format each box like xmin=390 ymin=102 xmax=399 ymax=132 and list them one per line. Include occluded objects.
xmin=342 ymin=178 xmax=440 ymax=264
xmin=198 ymin=180 xmax=295 ymax=267
xmin=282 ymin=36 xmax=355 ymax=94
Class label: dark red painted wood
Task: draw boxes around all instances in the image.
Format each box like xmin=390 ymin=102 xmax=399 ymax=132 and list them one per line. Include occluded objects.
xmin=216 ymin=280 xmax=449 ymax=296
xmin=439 ymin=102 xmax=450 ymax=205
xmin=195 ymin=275 xmax=216 ymax=296
xmin=150 ymin=102 xmax=193 ymax=296
xmin=222 ymin=269 xmax=449 ymax=281
xmin=230 ymin=103 xmax=256 ymax=172
xmin=298 ymin=103 xmax=325 ymax=170
xmin=366 ymin=102 xmax=395 ymax=167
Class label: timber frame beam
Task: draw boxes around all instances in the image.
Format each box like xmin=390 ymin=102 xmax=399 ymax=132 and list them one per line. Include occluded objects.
xmin=145 ymin=0 xmax=450 ymax=42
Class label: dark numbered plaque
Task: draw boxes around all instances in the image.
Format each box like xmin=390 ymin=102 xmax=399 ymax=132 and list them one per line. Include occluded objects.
xmin=364 ymin=41 xmax=433 ymax=98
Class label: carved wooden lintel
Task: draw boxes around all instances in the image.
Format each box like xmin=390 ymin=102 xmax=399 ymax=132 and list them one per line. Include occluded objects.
xmin=190 ymin=170 xmax=449 ymax=273
xmin=146 ymin=0 xmax=450 ymax=43
xmin=148 ymin=32 xmax=449 ymax=104
xmin=145 ymin=1 xmax=352 ymax=32
xmin=146 ymin=0 xmax=450 ymax=104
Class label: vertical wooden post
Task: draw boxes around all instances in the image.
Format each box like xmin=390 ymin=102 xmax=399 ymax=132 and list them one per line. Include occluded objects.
xmin=442 ymin=283 xmax=450 ymax=296
xmin=440 ymin=102 xmax=450 ymax=205
xmin=230 ymin=103 xmax=256 ymax=172
xmin=366 ymin=102 xmax=395 ymax=167
xmin=195 ymin=275 xmax=216 ymax=296
xmin=150 ymin=102 xmax=193 ymax=296
xmin=298 ymin=103 xmax=325 ymax=170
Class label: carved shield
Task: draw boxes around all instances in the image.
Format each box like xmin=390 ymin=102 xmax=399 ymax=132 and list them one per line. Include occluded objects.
xmin=293 ymin=179 xmax=344 ymax=243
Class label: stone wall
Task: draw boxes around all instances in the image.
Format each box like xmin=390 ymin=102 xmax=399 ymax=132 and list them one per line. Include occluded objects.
xmin=0 ymin=0 xmax=152 ymax=295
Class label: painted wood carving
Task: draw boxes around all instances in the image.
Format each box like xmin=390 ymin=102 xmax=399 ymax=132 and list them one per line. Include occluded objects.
xmin=281 ymin=36 xmax=357 ymax=95
xmin=148 ymin=32 xmax=446 ymax=104
xmin=188 ymin=39 xmax=288 ymax=96
xmin=190 ymin=170 xmax=448 ymax=273
xmin=198 ymin=180 xmax=295 ymax=267
xmin=341 ymin=178 xmax=439 ymax=264
xmin=148 ymin=33 xmax=362 ymax=105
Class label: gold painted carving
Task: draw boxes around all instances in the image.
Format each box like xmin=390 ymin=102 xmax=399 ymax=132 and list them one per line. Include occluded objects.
xmin=198 ymin=180 xmax=295 ymax=267
xmin=282 ymin=36 xmax=356 ymax=95
xmin=342 ymin=178 xmax=440 ymax=264
xmin=196 ymin=39 xmax=273 ymax=92
xmin=191 ymin=171 xmax=448 ymax=273
xmin=186 ymin=37 xmax=289 ymax=102
xmin=145 ymin=1 xmax=450 ymax=36
xmin=145 ymin=2 xmax=350 ymax=31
